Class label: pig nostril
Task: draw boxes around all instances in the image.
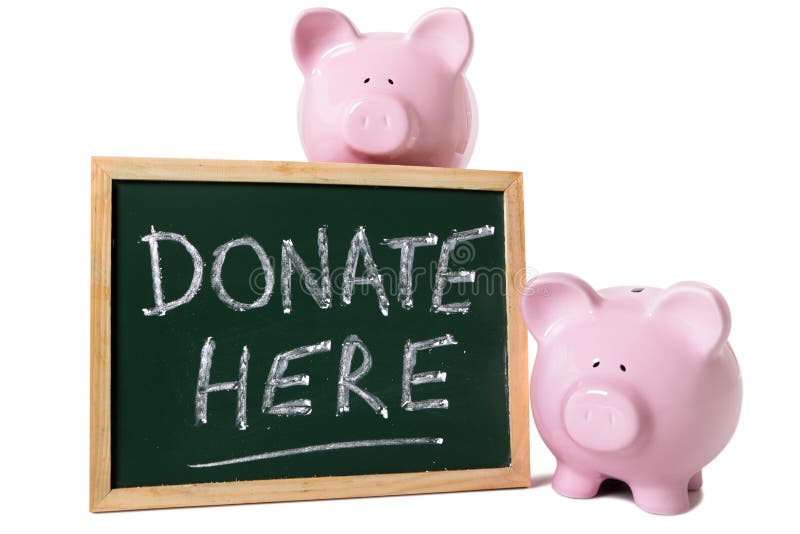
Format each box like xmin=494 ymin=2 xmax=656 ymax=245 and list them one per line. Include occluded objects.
xmin=383 ymin=115 xmax=390 ymax=127
xmin=584 ymin=409 xmax=591 ymax=421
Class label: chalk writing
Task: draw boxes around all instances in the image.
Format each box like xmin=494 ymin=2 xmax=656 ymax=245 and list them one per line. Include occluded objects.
xmin=195 ymin=337 xmax=249 ymax=430
xmin=342 ymin=226 xmax=390 ymax=316
xmin=262 ymin=340 xmax=332 ymax=416
xmin=402 ymin=334 xmax=458 ymax=411
xmin=381 ymin=234 xmax=438 ymax=310
xmin=141 ymin=226 xmax=203 ymax=316
xmin=142 ymin=225 xmax=495 ymax=317
xmin=432 ymin=226 xmax=495 ymax=314
xmin=281 ymin=227 xmax=332 ymax=314
xmin=195 ymin=334 xmax=460 ymax=427
xmin=212 ymin=236 xmax=274 ymax=311
xmin=189 ymin=438 xmax=444 ymax=469
xmin=337 ymin=335 xmax=389 ymax=419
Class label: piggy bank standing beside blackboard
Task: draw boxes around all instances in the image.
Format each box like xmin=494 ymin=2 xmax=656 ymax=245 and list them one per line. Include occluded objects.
xmin=292 ymin=8 xmax=477 ymax=167
xmin=521 ymin=273 xmax=743 ymax=514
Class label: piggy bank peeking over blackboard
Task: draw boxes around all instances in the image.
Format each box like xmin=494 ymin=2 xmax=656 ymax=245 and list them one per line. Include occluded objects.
xmin=292 ymin=8 xmax=477 ymax=168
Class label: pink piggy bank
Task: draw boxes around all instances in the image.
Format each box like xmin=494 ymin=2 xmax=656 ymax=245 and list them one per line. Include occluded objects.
xmin=291 ymin=8 xmax=477 ymax=167
xmin=522 ymin=273 xmax=742 ymax=514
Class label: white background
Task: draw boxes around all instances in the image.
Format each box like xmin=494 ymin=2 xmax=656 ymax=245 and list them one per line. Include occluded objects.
xmin=2 ymin=0 xmax=798 ymax=531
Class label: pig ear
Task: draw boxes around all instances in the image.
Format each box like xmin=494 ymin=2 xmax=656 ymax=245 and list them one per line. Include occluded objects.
xmin=292 ymin=9 xmax=360 ymax=75
xmin=407 ymin=8 xmax=473 ymax=73
xmin=649 ymin=282 xmax=731 ymax=357
xmin=521 ymin=273 xmax=602 ymax=341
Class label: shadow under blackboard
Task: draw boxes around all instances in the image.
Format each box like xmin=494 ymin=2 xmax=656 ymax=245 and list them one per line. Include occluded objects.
xmin=530 ymin=474 xmax=553 ymax=489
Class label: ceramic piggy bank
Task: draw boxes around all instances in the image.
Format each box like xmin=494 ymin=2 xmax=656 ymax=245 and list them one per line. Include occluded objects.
xmin=521 ymin=273 xmax=742 ymax=514
xmin=291 ymin=8 xmax=477 ymax=167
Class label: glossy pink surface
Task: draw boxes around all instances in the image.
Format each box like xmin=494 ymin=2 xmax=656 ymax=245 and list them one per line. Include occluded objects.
xmin=291 ymin=8 xmax=477 ymax=167
xmin=522 ymin=273 xmax=742 ymax=515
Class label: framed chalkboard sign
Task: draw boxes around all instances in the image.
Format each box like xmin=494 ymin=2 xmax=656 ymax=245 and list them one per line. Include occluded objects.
xmin=90 ymin=157 xmax=529 ymax=511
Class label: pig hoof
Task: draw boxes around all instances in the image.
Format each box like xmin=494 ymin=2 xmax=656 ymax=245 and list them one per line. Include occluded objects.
xmin=552 ymin=464 xmax=602 ymax=498
xmin=632 ymin=485 xmax=691 ymax=515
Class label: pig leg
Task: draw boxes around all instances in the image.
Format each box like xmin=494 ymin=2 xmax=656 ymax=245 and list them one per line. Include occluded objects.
xmin=688 ymin=471 xmax=703 ymax=491
xmin=552 ymin=462 xmax=603 ymax=498
xmin=631 ymin=483 xmax=691 ymax=515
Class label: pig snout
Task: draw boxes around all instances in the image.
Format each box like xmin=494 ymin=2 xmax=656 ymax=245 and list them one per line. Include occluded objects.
xmin=343 ymin=97 xmax=413 ymax=156
xmin=563 ymin=386 xmax=642 ymax=452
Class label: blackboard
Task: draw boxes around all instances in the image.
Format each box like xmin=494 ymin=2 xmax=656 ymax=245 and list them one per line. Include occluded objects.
xmin=90 ymin=158 xmax=529 ymax=511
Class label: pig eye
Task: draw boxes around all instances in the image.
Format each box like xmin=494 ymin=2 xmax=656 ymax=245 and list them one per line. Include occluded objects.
xmin=620 ymin=364 xmax=627 ymax=372
xmin=388 ymin=78 xmax=394 ymax=85
xmin=592 ymin=358 xmax=600 ymax=368
xmin=363 ymin=78 xmax=370 ymax=84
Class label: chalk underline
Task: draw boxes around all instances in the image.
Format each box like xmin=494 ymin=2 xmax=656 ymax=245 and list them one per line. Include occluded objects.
xmin=188 ymin=437 xmax=444 ymax=469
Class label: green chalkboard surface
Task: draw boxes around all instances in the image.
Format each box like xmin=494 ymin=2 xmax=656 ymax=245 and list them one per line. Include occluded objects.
xmin=92 ymin=158 xmax=528 ymax=510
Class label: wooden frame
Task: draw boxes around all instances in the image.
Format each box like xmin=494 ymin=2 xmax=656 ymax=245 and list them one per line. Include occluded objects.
xmin=90 ymin=157 xmax=529 ymax=511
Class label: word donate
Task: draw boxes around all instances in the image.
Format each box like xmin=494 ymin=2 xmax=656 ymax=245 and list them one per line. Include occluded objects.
xmin=142 ymin=225 xmax=495 ymax=317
